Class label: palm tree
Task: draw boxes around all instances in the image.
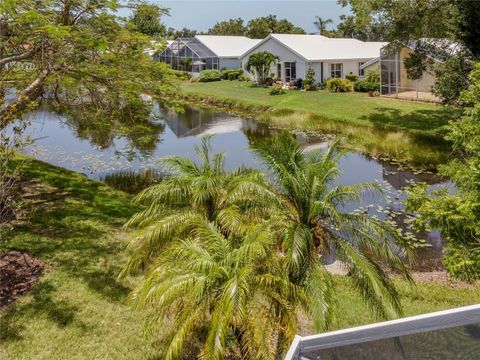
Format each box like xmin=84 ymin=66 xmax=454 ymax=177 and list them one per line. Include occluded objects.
xmin=252 ymin=133 xmax=415 ymax=355
xmin=121 ymin=135 xmax=273 ymax=276
xmin=130 ymin=218 xmax=303 ymax=360
xmin=313 ymin=16 xmax=333 ymax=36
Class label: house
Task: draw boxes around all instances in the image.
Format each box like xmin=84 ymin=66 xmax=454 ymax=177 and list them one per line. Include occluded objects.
xmin=155 ymin=35 xmax=261 ymax=73
xmin=239 ymin=34 xmax=387 ymax=83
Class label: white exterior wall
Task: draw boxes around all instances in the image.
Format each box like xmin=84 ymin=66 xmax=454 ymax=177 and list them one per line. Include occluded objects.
xmin=240 ymin=38 xmax=306 ymax=82
xmin=219 ymin=58 xmax=242 ymax=70
xmin=321 ymin=59 xmax=372 ymax=80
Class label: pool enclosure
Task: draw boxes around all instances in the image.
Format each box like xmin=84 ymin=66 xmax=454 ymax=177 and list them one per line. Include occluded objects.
xmin=284 ymin=304 xmax=480 ymax=359
xmin=155 ymin=38 xmax=219 ymax=73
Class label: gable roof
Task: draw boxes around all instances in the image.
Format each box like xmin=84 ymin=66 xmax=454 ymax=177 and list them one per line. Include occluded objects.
xmin=242 ymin=34 xmax=388 ymax=61
xmin=360 ymin=56 xmax=380 ymax=69
xmin=194 ymin=35 xmax=262 ymax=58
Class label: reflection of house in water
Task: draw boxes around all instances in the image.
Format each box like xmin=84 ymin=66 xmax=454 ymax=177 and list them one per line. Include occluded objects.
xmin=160 ymin=105 xmax=270 ymax=138
xmin=161 ymin=106 xmax=242 ymax=137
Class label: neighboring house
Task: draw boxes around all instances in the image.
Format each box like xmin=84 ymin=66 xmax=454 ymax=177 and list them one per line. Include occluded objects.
xmin=376 ymin=39 xmax=457 ymax=101
xmin=155 ymin=35 xmax=261 ymax=73
xmin=239 ymin=34 xmax=387 ymax=83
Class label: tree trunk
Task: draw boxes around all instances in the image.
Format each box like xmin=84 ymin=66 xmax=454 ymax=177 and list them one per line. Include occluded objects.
xmin=0 ymin=68 xmax=50 ymax=129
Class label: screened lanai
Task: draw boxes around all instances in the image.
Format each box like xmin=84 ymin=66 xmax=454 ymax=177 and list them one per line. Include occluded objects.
xmin=156 ymin=38 xmax=219 ymax=73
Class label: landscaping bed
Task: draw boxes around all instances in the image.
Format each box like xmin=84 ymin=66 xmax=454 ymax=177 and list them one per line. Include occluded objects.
xmin=0 ymin=251 xmax=44 ymax=308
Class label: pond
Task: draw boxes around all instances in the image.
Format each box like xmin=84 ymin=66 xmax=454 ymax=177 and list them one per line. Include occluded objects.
xmin=19 ymin=102 xmax=451 ymax=271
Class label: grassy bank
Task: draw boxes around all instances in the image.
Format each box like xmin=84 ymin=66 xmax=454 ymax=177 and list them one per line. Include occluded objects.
xmin=1 ymin=157 xmax=480 ymax=359
xmin=179 ymin=81 xmax=461 ymax=168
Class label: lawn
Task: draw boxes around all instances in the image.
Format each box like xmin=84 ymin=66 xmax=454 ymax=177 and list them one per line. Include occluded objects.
xmin=1 ymin=157 xmax=480 ymax=359
xmin=179 ymin=81 xmax=461 ymax=167
xmin=181 ymin=81 xmax=457 ymax=135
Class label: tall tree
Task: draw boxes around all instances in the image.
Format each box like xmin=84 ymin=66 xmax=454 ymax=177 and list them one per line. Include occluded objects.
xmin=0 ymin=0 xmax=173 ymax=127
xmin=313 ymin=16 xmax=333 ymax=36
xmin=208 ymin=17 xmax=246 ymax=36
xmin=245 ymin=15 xmax=305 ymax=39
xmin=129 ymin=3 xmax=169 ymax=37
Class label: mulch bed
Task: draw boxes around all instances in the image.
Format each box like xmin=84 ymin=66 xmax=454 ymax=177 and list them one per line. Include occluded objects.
xmin=0 ymin=251 xmax=44 ymax=308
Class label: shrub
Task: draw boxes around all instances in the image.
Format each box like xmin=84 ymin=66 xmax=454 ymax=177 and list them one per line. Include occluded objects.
xmin=345 ymin=73 xmax=358 ymax=82
xmin=269 ymin=86 xmax=286 ymax=96
xmin=238 ymin=75 xmax=250 ymax=81
xmin=326 ymin=78 xmax=352 ymax=92
xmin=354 ymin=80 xmax=380 ymax=92
xmin=366 ymin=70 xmax=380 ymax=83
xmin=302 ymin=68 xmax=316 ymax=91
xmin=199 ymin=69 xmax=222 ymax=82
xmin=221 ymin=68 xmax=244 ymax=80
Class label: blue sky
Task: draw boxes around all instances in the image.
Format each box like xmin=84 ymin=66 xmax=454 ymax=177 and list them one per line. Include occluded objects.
xmin=121 ymin=1 xmax=350 ymax=33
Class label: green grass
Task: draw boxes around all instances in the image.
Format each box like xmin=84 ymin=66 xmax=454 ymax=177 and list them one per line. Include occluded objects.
xmin=179 ymin=81 xmax=461 ymax=168
xmin=1 ymin=157 xmax=480 ymax=359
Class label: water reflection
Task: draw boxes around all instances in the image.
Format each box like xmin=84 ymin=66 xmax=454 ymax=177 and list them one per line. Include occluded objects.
xmin=18 ymin=102 xmax=451 ymax=270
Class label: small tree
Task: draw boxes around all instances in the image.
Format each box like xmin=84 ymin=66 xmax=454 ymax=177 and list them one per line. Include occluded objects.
xmin=302 ymin=68 xmax=316 ymax=90
xmin=245 ymin=51 xmax=278 ymax=85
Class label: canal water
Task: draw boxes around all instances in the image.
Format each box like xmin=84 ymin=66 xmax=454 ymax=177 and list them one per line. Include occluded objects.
xmin=19 ymin=102 xmax=450 ymax=271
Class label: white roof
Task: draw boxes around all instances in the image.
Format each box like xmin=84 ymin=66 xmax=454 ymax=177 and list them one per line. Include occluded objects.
xmin=245 ymin=34 xmax=388 ymax=61
xmin=195 ymin=35 xmax=262 ymax=58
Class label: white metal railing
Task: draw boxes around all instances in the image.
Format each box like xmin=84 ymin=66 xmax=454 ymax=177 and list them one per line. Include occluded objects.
xmin=284 ymin=304 xmax=480 ymax=360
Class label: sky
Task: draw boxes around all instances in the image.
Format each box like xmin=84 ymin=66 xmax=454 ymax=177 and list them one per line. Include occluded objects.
xmin=121 ymin=1 xmax=350 ymax=33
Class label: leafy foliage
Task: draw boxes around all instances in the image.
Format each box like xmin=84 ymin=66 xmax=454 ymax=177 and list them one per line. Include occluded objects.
xmin=245 ymin=52 xmax=278 ymax=85
xmin=199 ymin=69 xmax=223 ymax=82
xmin=406 ymin=63 xmax=480 ymax=281
xmin=313 ymin=16 xmax=333 ymax=36
xmin=221 ymin=69 xmax=244 ymax=81
xmin=302 ymin=68 xmax=317 ymax=91
xmin=245 ymin=15 xmax=305 ymax=39
xmin=326 ymin=78 xmax=353 ymax=92
xmin=209 ymin=18 xmax=246 ymax=36
xmin=0 ymin=0 xmax=174 ymax=127
xmin=129 ymin=3 xmax=169 ymax=37
xmin=345 ymin=73 xmax=358 ymax=82
xmin=269 ymin=86 xmax=286 ymax=96
xmin=354 ymin=80 xmax=380 ymax=92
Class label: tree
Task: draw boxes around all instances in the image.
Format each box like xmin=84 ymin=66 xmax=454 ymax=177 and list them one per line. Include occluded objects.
xmin=406 ymin=63 xmax=480 ymax=281
xmin=0 ymin=0 xmax=174 ymax=127
xmin=245 ymin=52 xmax=278 ymax=85
xmin=333 ymin=14 xmax=386 ymax=41
xmin=245 ymin=15 xmax=305 ymax=39
xmin=253 ymin=133 xmax=414 ymax=355
xmin=129 ymin=3 xmax=169 ymax=37
xmin=121 ymin=135 xmax=271 ymax=275
xmin=208 ymin=18 xmax=246 ymax=36
xmin=313 ymin=16 xmax=333 ymax=36
xmin=166 ymin=27 xmax=197 ymax=39
xmin=129 ymin=220 xmax=301 ymax=359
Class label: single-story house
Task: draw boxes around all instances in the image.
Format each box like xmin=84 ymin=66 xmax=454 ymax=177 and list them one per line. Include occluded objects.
xmin=239 ymin=34 xmax=387 ymax=83
xmin=155 ymin=35 xmax=261 ymax=73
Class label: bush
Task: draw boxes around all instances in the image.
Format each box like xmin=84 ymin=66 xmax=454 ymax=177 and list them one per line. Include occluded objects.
xmin=326 ymin=78 xmax=352 ymax=92
xmin=345 ymin=73 xmax=358 ymax=82
xmin=199 ymin=69 xmax=222 ymax=82
xmin=366 ymin=70 xmax=380 ymax=83
xmin=238 ymin=75 xmax=250 ymax=82
xmin=353 ymin=80 xmax=380 ymax=92
xmin=302 ymin=68 xmax=316 ymax=91
xmin=269 ymin=86 xmax=286 ymax=96
xmin=221 ymin=68 xmax=244 ymax=80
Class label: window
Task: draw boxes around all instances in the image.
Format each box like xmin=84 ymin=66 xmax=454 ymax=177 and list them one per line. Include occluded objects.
xmin=285 ymin=62 xmax=296 ymax=82
xmin=358 ymin=61 xmax=366 ymax=76
xmin=330 ymin=63 xmax=343 ymax=78
xmin=277 ymin=63 xmax=282 ymax=79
